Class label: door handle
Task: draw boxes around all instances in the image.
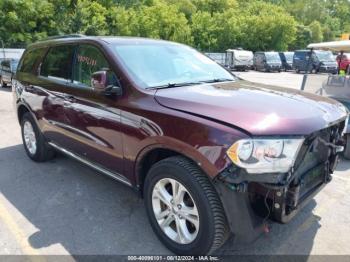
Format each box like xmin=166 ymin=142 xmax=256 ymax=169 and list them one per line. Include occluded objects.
xmin=25 ymin=85 xmax=35 ymax=91
xmin=63 ymin=95 xmax=76 ymax=102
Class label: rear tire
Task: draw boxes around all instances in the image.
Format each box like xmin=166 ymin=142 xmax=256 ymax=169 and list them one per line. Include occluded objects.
xmin=144 ymin=156 xmax=229 ymax=255
xmin=21 ymin=112 xmax=55 ymax=162
xmin=343 ymin=134 xmax=350 ymax=160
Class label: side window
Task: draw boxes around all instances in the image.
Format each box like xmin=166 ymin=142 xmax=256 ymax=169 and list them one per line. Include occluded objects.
xmin=73 ymin=45 xmax=115 ymax=88
xmin=258 ymin=54 xmax=263 ymax=62
xmin=19 ymin=48 xmax=43 ymax=73
xmin=41 ymin=45 xmax=75 ymax=82
xmin=1 ymin=60 xmax=10 ymax=70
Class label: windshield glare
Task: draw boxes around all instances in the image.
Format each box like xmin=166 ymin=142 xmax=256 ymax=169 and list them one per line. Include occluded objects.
xmin=12 ymin=61 xmax=19 ymax=71
xmin=113 ymin=43 xmax=234 ymax=88
xmin=315 ymin=51 xmax=335 ymax=62
xmin=284 ymin=52 xmax=294 ymax=62
xmin=265 ymin=52 xmax=281 ymax=63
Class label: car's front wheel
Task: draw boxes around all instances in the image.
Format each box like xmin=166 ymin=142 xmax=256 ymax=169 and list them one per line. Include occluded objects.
xmin=0 ymin=77 xmax=5 ymax=88
xmin=144 ymin=156 xmax=228 ymax=255
xmin=343 ymin=134 xmax=350 ymax=160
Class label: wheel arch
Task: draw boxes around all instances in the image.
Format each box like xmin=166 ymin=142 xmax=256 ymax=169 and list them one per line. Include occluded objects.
xmin=17 ymin=103 xmax=31 ymax=123
xmin=135 ymin=144 xmax=219 ymax=197
xmin=16 ymin=102 xmax=39 ymax=126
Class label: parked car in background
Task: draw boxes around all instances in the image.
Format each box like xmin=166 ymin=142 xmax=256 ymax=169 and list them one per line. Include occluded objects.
xmin=225 ymin=49 xmax=253 ymax=71
xmin=0 ymin=59 xmax=19 ymax=88
xmin=279 ymin=52 xmax=294 ymax=71
xmin=293 ymin=50 xmax=338 ymax=74
xmin=13 ymin=35 xmax=348 ymax=255
xmin=336 ymin=53 xmax=350 ymax=73
xmin=253 ymin=51 xmax=282 ymax=72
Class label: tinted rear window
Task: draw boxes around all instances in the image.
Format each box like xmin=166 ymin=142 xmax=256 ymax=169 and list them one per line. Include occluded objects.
xmin=1 ymin=60 xmax=10 ymax=68
xmin=41 ymin=45 xmax=75 ymax=81
xmin=19 ymin=48 xmax=43 ymax=73
xmin=294 ymin=52 xmax=307 ymax=59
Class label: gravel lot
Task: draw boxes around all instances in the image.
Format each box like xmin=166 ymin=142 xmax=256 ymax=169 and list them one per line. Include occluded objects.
xmin=0 ymin=72 xmax=349 ymax=257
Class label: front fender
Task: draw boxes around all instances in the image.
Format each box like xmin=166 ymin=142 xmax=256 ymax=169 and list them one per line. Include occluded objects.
xmin=134 ymin=138 xmax=221 ymax=185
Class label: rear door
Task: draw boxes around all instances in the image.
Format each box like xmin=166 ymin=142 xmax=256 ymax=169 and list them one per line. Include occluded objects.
xmin=59 ymin=43 xmax=125 ymax=177
xmin=37 ymin=44 xmax=77 ymax=146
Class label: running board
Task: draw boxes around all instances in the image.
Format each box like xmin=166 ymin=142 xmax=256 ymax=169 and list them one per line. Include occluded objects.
xmin=48 ymin=142 xmax=132 ymax=187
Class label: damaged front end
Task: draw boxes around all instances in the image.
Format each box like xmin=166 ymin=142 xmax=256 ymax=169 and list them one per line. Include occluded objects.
xmin=214 ymin=120 xmax=346 ymax=243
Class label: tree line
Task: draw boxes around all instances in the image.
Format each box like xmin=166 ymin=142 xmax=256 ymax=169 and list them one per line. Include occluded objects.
xmin=0 ymin=0 xmax=349 ymax=52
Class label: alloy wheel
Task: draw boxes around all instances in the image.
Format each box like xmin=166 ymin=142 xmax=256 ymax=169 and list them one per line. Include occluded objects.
xmin=152 ymin=178 xmax=200 ymax=244
xmin=23 ymin=121 xmax=37 ymax=155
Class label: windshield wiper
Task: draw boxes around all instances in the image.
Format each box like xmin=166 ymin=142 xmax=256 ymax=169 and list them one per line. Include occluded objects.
xmin=148 ymin=81 xmax=202 ymax=89
xmin=199 ymin=78 xmax=234 ymax=83
xmin=147 ymin=78 xmax=234 ymax=90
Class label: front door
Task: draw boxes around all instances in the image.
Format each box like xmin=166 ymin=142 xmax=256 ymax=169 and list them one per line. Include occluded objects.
xmin=60 ymin=44 xmax=125 ymax=177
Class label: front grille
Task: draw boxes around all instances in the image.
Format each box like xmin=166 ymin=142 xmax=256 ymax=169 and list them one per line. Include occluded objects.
xmin=293 ymin=120 xmax=345 ymax=177
xmin=285 ymin=120 xmax=345 ymax=207
xmin=248 ymin=121 xmax=346 ymax=223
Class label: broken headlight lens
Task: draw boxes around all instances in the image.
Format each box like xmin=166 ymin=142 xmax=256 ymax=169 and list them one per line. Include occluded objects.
xmin=227 ymin=138 xmax=304 ymax=174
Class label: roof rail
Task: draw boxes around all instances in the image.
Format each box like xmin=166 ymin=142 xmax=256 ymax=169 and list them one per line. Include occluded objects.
xmin=39 ymin=34 xmax=86 ymax=41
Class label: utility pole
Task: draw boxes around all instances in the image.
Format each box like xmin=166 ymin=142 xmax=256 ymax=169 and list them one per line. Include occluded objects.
xmin=0 ymin=38 xmax=5 ymax=59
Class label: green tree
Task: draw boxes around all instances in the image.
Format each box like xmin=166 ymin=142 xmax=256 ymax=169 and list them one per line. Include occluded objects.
xmin=69 ymin=0 xmax=108 ymax=35
xmin=137 ymin=1 xmax=193 ymax=44
xmin=165 ymin=0 xmax=197 ymax=19
xmin=290 ymin=25 xmax=312 ymax=50
xmin=191 ymin=11 xmax=218 ymax=51
xmin=0 ymin=0 xmax=58 ymax=47
xmin=192 ymin=0 xmax=237 ymax=15
xmin=238 ymin=2 xmax=297 ymax=51
xmin=107 ymin=6 xmax=139 ymax=36
xmin=309 ymin=21 xmax=323 ymax=43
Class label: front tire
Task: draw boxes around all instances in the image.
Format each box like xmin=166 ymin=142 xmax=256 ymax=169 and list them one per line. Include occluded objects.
xmin=343 ymin=134 xmax=350 ymax=160
xmin=144 ymin=156 xmax=228 ymax=255
xmin=0 ymin=77 xmax=5 ymax=88
xmin=21 ymin=112 xmax=55 ymax=162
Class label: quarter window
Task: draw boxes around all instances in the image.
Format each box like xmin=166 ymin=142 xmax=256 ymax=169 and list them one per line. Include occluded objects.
xmin=73 ymin=45 xmax=112 ymax=88
xmin=40 ymin=45 xmax=75 ymax=82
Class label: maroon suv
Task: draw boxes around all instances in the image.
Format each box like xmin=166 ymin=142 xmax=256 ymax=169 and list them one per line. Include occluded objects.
xmin=13 ymin=35 xmax=347 ymax=255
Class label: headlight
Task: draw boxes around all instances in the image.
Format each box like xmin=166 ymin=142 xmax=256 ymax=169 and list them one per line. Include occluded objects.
xmin=227 ymin=138 xmax=304 ymax=174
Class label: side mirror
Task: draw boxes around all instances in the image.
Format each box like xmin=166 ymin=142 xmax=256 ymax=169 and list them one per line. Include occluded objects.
xmin=104 ymin=85 xmax=123 ymax=96
xmin=91 ymin=71 xmax=108 ymax=90
xmin=91 ymin=70 xmax=122 ymax=97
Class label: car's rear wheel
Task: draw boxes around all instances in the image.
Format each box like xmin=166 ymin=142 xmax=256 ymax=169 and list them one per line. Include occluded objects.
xmin=144 ymin=156 xmax=229 ymax=255
xmin=21 ymin=112 xmax=55 ymax=162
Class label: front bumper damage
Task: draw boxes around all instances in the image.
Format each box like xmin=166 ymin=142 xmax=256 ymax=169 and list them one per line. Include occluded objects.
xmin=213 ymin=120 xmax=345 ymax=243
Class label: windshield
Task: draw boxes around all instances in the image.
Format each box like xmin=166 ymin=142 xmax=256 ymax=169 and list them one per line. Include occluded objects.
xmin=314 ymin=51 xmax=335 ymax=62
xmin=11 ymin=60 xmax=19 ymax=71
xmin=265 ymin=52 xmax=281 ymax=63
xmin=112 ymin=43 xmax=234 ymax=88
xmin=284 ymin=52 xmax=294 ymax=62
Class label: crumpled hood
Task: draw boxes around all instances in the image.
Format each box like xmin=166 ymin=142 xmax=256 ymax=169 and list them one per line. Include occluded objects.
xmin=155 ymin=80 xmax=348 ymax=136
